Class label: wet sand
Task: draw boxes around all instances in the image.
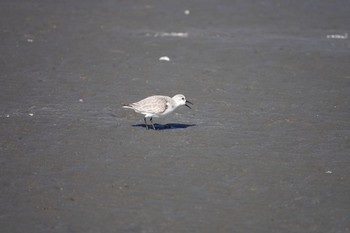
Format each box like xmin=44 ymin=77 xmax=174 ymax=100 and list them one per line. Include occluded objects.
xmin=1 ymin=0 xmax=349 ymax=232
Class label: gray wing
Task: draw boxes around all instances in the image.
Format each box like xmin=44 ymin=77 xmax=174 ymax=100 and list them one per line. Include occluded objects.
xmin=131 ymin=96 xmax=169 ymax=113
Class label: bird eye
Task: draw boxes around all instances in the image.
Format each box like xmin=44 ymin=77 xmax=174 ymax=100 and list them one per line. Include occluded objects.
xmin=182 ymin=97 xmax=184 ymax=100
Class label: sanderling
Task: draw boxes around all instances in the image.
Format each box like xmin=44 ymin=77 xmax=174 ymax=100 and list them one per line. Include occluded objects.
xmin=123 ymin=94 xmax=193 ymax=130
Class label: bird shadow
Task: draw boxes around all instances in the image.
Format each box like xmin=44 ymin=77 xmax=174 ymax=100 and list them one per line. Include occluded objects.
xmin=132 ymin=123 xmax=196 ymax=130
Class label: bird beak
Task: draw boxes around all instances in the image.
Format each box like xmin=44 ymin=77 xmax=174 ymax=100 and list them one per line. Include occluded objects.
xmin=185 ymin=100 xmax=193 ymax=109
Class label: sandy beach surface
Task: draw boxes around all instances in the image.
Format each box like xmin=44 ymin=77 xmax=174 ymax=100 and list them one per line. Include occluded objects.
xmin=1 ymin=1 xmax=349 ymax=232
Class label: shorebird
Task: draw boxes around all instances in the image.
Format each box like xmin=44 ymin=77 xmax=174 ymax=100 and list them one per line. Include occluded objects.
xmin=122 ymin=94 xmax=193 ymax=130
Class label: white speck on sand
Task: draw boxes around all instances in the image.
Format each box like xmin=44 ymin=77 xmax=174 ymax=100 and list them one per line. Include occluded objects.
xmin=159 ymin=56 xmax=170 ymax=61
xmin=154 ymin=32 xmax=188 ymax=38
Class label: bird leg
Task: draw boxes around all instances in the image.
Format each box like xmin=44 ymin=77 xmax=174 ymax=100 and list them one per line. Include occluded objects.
xmin=150 ymin=117 xmax=156 ymax=130
xmin=144 ymin=117 xmax=149 ymax=130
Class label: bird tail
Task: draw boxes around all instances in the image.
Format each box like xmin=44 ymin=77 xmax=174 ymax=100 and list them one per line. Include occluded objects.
xmin=122 ymin=104 xmax=133 ymax=109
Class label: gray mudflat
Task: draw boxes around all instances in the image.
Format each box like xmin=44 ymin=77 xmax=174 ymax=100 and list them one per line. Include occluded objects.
xmin=1 ymin=1 xmax=349 ymax=232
